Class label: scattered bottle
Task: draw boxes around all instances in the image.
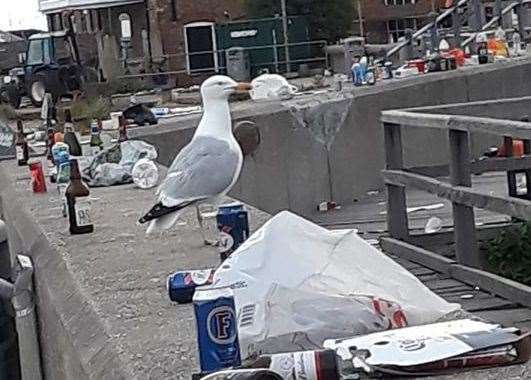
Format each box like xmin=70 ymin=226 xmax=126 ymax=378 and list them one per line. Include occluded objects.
xmin=15 ymin=120 xmax=29 ymax=166
xmin=366 ymin=67 xmax=376 ymax=85
xmin=89 ymin=119 xmax=103 ymax=155
xmin=65 ymin=159 xmax=94 ymax=235
xmin=246 ymin=349 xmax=343 ymax=380
xmin=118 ymin=115 xmax=128 ymax=142
xmin=63 ymin=109 xmax=82 ymax=156
xmin=46 ymin=120 xmax=57 ymax=183
xmin=476 ymin=33 xmax=489 ymax=65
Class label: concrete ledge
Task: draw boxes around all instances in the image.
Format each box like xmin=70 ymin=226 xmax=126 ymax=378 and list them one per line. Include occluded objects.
xmin=0 ymin=165 xmax=133 ymax=380
xmin=0 ymin=160 xmax=271 ymax=379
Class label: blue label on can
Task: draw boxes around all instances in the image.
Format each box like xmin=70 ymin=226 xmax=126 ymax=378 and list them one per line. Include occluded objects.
xmin=217 ymin=204 xmax=249 ymax=258
xmin=167 ymin=269 xmax=214 ymax=303
xmin=194 ymin=292 xmax=241 ymax=372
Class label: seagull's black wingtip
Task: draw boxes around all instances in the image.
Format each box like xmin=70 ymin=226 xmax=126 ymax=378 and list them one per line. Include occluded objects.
xmin=139 ymin=200 xmax=198 ymax=224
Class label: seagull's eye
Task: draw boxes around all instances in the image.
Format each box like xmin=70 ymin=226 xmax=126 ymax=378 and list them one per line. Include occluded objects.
xmin=217 ymin=81 xmax=224 ymax=86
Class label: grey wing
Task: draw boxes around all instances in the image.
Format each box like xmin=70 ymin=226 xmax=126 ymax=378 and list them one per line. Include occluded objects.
xmin=158 ymin=137 xmax=240 ymax=206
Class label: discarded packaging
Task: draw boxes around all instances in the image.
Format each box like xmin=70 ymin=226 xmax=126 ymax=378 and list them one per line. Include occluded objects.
xmin=80 ymin=140 xmax=158 ymax=187
xmin=250 ymin=74 xmax=298 ymax=101
xmin=132 ymin=158 xmax=159 ymax=189
xmin=324 ymin=319 xmax=531 ymax=375
xmin=205 ymin=211 xmax=460 ymax=360
xmin=424 ymin=216 xmax=443 ymax=234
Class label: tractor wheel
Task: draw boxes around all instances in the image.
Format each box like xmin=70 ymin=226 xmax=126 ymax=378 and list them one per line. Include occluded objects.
xmin=0 ymin=84 xmax=21 ymax=109
xmin=28 ymin=75 xmax=47 ymax=107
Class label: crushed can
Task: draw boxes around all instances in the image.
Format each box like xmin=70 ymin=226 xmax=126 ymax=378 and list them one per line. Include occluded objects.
xmin=217 ymin=203 xmax=249 ymax=261
xmin=167 ymin=268 xmax=215 ymax=304
xmin=193 ymin=286 xmax=241 ymax=373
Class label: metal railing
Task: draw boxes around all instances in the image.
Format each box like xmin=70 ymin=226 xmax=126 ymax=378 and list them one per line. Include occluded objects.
xmin=386 ymin=0 xmax=531 ymax=59
xmin=381 ymin=109 xmax=531 ymax=269
xmin=118 ymin=40 xmax=328 ymax=80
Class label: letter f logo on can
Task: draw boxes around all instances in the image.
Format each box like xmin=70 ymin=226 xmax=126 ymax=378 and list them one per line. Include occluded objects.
xmin=207 ymin=306 xmax=237 ymax=345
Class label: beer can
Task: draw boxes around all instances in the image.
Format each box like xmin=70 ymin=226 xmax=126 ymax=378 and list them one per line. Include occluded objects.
xmin=193 ymin=287 xmax=241 ymax=373
xmin=167 ymin=268 xmax=214 ymax=304
xmin=28 ymin=161 xmax=47 ymax=193
xmin=217 ymin=203 xmax=249 ymax=261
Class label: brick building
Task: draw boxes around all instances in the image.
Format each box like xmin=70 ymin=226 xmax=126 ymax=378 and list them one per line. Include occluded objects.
xmin=354 ymin=0 xmax=447 ymax=44
xmin=39 ymin=0 xmax=248 ymax=82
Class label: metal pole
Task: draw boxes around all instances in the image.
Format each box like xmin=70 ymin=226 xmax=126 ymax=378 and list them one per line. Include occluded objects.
xmin=472 ymin=0 xmax=483 ymax=31
xmin=357 ymin=0 xmax=365 ymax=37
xmin=495 ymin=0 xmax=503 ymax=28
xmin=280 ymin=0 xmax=291 ymax=73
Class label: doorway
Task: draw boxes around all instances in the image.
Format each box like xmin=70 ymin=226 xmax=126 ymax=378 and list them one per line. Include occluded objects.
xmin=184 ymin=22 xmax=218 ymax=73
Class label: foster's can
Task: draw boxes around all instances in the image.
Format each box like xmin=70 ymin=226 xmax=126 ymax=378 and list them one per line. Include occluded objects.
xmin=193 ymin=287 xmax=241 ymax=373
xmin=167 ymin=268 xmax=214 ymax=304
xmin=217 ymin=203 xmax=249 ymax=261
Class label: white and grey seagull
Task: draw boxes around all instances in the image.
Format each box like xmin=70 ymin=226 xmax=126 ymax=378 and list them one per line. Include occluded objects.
xmin=138 ymin=75 xmax=252 ymax=239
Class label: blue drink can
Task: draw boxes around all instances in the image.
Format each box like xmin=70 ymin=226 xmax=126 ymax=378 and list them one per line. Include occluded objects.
xmin=166 ymin=268 xmax=214 ymax=304
xmin=193 ymin=287 xmax=241 ymax=373
xmin=217 ymin=203 xmax=249 ymax=261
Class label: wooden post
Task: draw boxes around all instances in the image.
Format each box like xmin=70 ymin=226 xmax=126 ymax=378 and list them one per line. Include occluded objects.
xmin=384 ymin=122 xmax=409 ymax=240
xmin=504 ymin=136 xmax=518 ymax=197
xmin=449 ymin=129 xmax=480 ymax=268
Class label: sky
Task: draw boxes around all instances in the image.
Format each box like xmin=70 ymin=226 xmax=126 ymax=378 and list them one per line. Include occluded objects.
xmin=0 ymin=0 xmax=48 ymax=31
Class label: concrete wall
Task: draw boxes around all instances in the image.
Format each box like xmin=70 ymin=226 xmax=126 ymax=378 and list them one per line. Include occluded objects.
xmin=0 ymin=166 xmax=132 ymax=380
xmin=133 ymin=58 xmax=531 ymax=218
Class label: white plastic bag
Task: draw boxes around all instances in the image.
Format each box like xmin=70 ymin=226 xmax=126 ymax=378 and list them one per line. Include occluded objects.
xmin=207 ymin=211 xmax=460 ymax=360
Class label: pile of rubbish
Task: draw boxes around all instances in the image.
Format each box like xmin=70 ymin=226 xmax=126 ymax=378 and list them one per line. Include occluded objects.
xmin=348 ymin=27 xmax=526 ymax=87
xmin=166 ymin=211 xmax=531 ymax=379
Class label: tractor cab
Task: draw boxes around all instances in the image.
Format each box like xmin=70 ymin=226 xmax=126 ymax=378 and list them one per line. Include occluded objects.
xmin=24 ymin=30 xmax=83 ymax=106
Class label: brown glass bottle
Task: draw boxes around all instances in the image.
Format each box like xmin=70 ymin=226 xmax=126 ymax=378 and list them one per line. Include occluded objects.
xmin=66 ymin=159 xmax=94 ymax=234
xmin=246 ymin=349 xmax=341 ymax=380
xmin=63 ymin=109 xmax=82 ymax=156
xmin=118 ymin=115 xmax=128 ymax=142
xmin=15 ymin=120 xmax=29 ymax=166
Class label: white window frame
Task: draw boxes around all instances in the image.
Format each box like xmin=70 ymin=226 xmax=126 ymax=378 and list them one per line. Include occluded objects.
xmin=387 ymin=18 xmax=418 ymax=43
xmin=184 ymin=21 xmax=219 ymax=74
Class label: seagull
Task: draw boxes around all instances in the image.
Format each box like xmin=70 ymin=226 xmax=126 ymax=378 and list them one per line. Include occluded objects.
xmin=138 ymin=75 xmax=252 ymax=239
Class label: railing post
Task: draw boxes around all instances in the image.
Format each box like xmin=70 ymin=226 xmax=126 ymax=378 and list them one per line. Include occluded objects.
xmin=516 ymin=0 xmax=527 ymax=40
xmin=384 ymin=122 xmax=409 ymax=240
xmin=495 ymin=0 xmax=504 ymax=28
xmin=504 ymin=136 xmax=518 ymax=197
xmin=452 ymin=8 xmax=462 ymax=47
xmin=472 ymin=0 xmax=483 ymax=31
xmin=449 ymin=129 xmax=480 ymax=268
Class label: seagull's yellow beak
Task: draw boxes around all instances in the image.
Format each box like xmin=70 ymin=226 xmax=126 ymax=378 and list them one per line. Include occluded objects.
xmin=233 ymin=82 xmax=253 ymax=93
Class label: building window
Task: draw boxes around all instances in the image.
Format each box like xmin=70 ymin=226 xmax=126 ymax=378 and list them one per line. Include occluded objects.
xmin=387 ymin=18 xmax=418 ymax=43
xmin=384 ymin=0 xmax=416 ymax=5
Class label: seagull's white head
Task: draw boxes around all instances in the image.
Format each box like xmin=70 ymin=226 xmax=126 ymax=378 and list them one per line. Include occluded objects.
xmin=200 ymin=75 xmax=252 ymax=102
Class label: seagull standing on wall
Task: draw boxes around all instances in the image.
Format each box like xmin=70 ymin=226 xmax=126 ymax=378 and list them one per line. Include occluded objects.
xmin=139 ymin=76 xmax=252 ymax=240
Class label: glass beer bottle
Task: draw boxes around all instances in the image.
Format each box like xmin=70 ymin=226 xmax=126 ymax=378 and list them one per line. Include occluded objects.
xmin=15 ymin=120 xmax=29 ymax=165
xmin=63 ymin=109 xmax=82 ymax=156
xmin=66 ymin=159 xmax=94 ymax=234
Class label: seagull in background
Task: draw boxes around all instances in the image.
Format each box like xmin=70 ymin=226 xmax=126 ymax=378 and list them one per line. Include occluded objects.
xmin=138 ymin=75 xmax=252 ymax=241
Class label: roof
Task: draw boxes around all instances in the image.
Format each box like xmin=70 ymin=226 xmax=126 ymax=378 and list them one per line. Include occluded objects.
xmin=39 ymin=0 xmax=144 ymax=13
xmin=0 ymin=31 xmax=24 ymax=43
xmin=28 ymin=31 xmax=67 ymax=40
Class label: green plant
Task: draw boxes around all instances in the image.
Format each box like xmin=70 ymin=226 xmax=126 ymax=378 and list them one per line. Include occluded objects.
xmin=487 ymin=220 xmax=531 ymax=285
xmin=0 ymin=104 xmax=17 ymax=120
xmin=70 ymin=96 xmax=111 ymax=122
